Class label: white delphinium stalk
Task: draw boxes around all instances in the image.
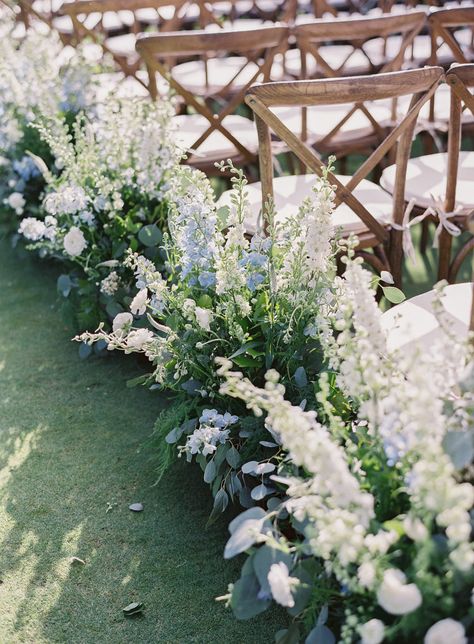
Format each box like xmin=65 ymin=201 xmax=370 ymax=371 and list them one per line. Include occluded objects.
xmin=278 ymin=171 xmax=336 ymax=298
xmin=329 ymin=257 xmax=474 ymax=570
xmin=218 ymin=361 xmax=377 ymax=573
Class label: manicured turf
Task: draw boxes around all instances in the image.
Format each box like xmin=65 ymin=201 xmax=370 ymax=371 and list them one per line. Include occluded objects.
xmin=0 ymin=240 xmax=285 ymax=643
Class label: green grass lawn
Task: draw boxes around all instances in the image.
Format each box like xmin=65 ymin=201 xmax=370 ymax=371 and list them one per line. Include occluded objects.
xmin=0 ymin=227 xmax=470 ymax=644
xmin=0 ymin=240 xmax=285 ymax=644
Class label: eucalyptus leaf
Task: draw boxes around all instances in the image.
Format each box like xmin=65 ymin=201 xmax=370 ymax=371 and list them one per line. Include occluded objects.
xmin=230 ymin=573 xmax=271 ymax=620
xmin=242 ymin=460 xmax=259 ymax=474
xmin=204 ymin=459 xmax=217 ymax=484
xmin=251 ymin=484 xmax=274 ymax=501
xmin=288 ymin=565 xmax=313 ymax=617
xmin=78 ymin=342 xmax=92 ymax=360
xmin=138 ymin=224 xmax=162 ymax=247
xmin=305 ymin=625 xmax=335 ymax=644
xmin=381 ymin=285 xmax=406 ymax=304
xmin=253 ymin=545 xmax=293 ymax=595
xmin=294 ymin=366 xmax=308 ymax=388
xmin=213 ymin=488 xmax=229 ymax=513
xmin=275 ymin=624 xmax=301 ymax=644
xmin=228 ymin=506 xmax=266 ymax=534
xmin=57 ymin=274 xmax=72 ymax=297
xmin=226 ymin=446 xmax=241 ymax=469
xmin=224 ymin=518 xmax=265 ymax=559
xmin=239 ymin=486 xmax=254 ymax=508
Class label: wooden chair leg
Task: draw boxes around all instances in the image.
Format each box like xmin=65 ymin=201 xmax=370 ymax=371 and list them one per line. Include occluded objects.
xmin=437 ymin=228 xmax=453 ymax=282
xmin=420 ymin=218 xmax=430 ymax=255
xmin=388 ymin=228 xmax=403 ymax=289
xmin=448 ymin=237 xmax=474 ymax=283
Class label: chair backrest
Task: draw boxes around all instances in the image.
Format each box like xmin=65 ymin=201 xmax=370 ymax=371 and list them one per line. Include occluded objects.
xmin=58 ymin=0 xmax=241 ymax=36
xmin=293 ymin=11 xmax=426 ymax=79
xmin=445 ymin=64 xmax=474 ymax=211
xmin=429 ymin=6 xmax=474 ymax=66
xmin=245 ymin=66 xmax=444 ymax=243
xmin=136 ymin=25 xmax=289 ymax=163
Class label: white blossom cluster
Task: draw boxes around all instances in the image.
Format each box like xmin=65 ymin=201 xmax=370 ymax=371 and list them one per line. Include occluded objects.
xmin=181 ymin=409 xmax=239 ymax=457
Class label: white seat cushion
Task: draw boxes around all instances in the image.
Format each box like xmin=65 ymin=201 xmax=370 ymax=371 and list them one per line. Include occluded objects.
xmin=93 ymin=71 xmax=158 ymax=100
xmin=105 ymin=32 xmax=138 ymax=58
xmin=272 ymin=101 xmax=392 ymax=142
xmin=381 ymin=282 xmax=472 ymax=353
xmin=173 ymin=113 xmax=258 ymax=160
xmin=380 ymin=151 xmax=474 ymax=211
xmin=217 ymin=173 xmax=393 ymax=236
xmin=171 ymin=56 xmax=281 ymax=95
xmin=283 ymin=45 xmax=375 ymax=77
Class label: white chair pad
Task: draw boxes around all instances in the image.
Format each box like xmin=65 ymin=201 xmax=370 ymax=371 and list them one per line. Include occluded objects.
xmin=171 ymin=56 xmax=281 ymax=95
xmin=217 ymin=173 xmax=393 ymax=236
xmin=381 ymin=282 xmax=472 ymax=353
xmin=173 ymin=113 xmax=258 ymax=160
xmin=380 ymin=151 xmax=474 ymax=211
xmin=272 ymin=102 xmax=392 ymax=142
xmin=283 ymin=45 xmax=374 ymax=77
xmin=93 ymin=71 xmax=156 ymax=100
xmin=105 ymin=32 xmax=138 ymax=58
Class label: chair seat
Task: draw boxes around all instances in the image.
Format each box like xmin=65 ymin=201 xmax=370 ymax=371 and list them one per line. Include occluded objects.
xmin=381 ymin=282 xmax=472 ymax=354
xmin=380 ymin=151 xmax=474 ymax=211
xmin=283 ymin=45 xmax=375 ymax=78
xmin=105 ymin=32 xmax=139 ymax=58
xmin=173 ymin=113 xmax=258 ymax=162
xmin=171 ymin=55 xmax=282 ymax=95
xmin=272 ymin=101 xmax=392 ymax=145
xmin=217 ymin=173 xmax=393 ymax=236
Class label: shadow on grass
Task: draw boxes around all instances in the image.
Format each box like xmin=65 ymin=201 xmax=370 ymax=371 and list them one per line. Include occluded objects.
xmin=0 ymin=241 xmax=286 ymax=644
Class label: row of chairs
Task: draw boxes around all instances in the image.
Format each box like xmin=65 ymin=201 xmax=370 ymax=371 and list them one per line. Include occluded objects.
xmin=132 ymin=8 xmax=474 ymax=171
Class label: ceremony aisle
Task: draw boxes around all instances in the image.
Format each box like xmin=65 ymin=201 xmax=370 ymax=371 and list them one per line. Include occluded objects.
xmin=0 ymin=239 xmax=284 ymax=643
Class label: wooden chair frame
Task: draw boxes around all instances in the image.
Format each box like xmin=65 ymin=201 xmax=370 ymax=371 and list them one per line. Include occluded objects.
xmin=289 ymin=11 xmax=427 ymax=155
xmin=57 ymin=0 xmax=233 ymax=87
xmin=245 ymin=66 xmax=444 ymax=285
xmin=429 ymin=6 xmax=474 ymax=67
xmin=136 ymin=25 xmax=289 ymax=169
xmin=294 ymin=11 xmax=426 ymax=80
xmin=437 ymin=63 xmax=474 ymax=281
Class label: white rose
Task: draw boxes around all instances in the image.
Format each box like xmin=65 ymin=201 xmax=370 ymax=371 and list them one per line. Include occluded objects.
xmin=267 ymin=562 xmax=298 ymax=608
xmin=126 ymin=328 xmax=154 ymax=351
xmin=424 ymin=619 xmax=467 ymax=644
xmin=195 ymin=306 xmax=212 ymax=331
xmin=63 ymin=226 xmax=87 ymax=257
xmin=112 ymin=312 xmax=133 ymax=335
xmin=8 ymin=191 xmax=25 ymax=214
xmin=377 ymin=569 xmax=422 ymax=615
xmin=130 ymin=288 xmax=148 ymax=316
xmin=359 ymin=619 xmax=385 ymax=644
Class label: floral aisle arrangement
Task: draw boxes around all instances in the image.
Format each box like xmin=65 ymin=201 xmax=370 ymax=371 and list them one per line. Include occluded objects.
xmin=216 ymin=257 xmax=474 ymax=644
xmin=0 ymin=27 xmax=96 ymax=235
xmin=17 ymin=96 xmax=180 ymax=330
xmin=78 ymin=163 xmax=350 ymax=515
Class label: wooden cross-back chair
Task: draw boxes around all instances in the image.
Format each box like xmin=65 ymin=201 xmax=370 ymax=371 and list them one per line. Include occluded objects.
xmin=56 ymin=0 xmax=236 ymax=88
xmin=237 ymin=66 xmax=444 ymax=286
xmin=277 ymin=11 xmax=426 ymax=162
xmin=428 ymin=6 xmax=474 ymax=67
xmin=136 ymin=26 xmax=289 ymax=173
xmin=380 ymin=64 xmax=474 ymax=283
